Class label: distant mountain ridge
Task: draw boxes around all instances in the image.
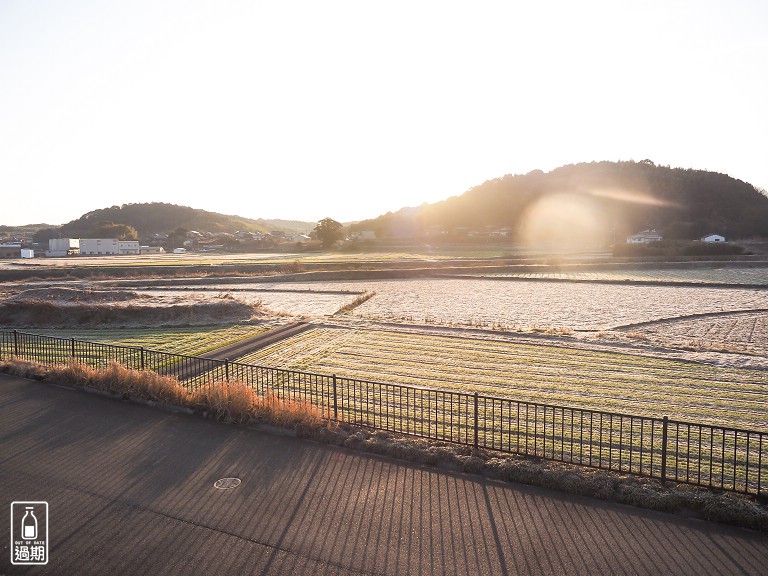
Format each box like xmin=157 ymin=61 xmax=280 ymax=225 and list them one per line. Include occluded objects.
xmin=43 ymin=203 xmax=316 ymax=238
xmin=352 ymin=161 xmax=768 ymax=244
xmin=0 ymin=223 xmax=54 ymax=238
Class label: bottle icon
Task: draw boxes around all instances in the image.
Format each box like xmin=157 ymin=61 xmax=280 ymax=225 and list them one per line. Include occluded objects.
xmin=22 ymin=507 xmax=37 ymax=540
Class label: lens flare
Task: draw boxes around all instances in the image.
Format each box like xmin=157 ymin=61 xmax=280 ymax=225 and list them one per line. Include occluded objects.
xmin=588 ymin=187 xmax=674 ymax=207
xmin=518 ymin=192 xmax=608 ymax=250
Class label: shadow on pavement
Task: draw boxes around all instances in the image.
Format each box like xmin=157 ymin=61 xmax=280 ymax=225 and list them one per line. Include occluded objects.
xmin=2 ymin=375 xmax=767 ymax=575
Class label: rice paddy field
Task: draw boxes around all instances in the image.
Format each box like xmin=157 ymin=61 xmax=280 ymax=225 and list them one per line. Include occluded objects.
xmin=7 ymin=269 xmax=768 ymax=365
xmin=618 ymin=311 xmax=768 ymax=357
xmin=0 ymin=249 xmax=474 ymax=269
xmin=476 ymin=267 xmax=768 ymax=286
xmin=4 ymin=262 xmax=768 ymax=493
xmin=27 ymin=325 xmax=269 ymax=357
xmin=197 ymin=278 xmax=768 ymax=331
xmin=4 ymin=264 xmax=768 ymax=430
xmin=237 ymin=326 xmax=768 ymax=432
xmin=132 ymin=286 xmax=364 ymax=317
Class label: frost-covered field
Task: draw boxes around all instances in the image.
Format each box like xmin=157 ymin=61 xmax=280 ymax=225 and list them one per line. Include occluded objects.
xmin=621 ymin=311 xmax=768 ymax=356
xmin=10 ymin=272 xmax=766 ymax=364
xmin=197 ymin=277 xmax=768 ymax=371
xmin=235 ymin=279 xmax=768 ymax=331
xmin=133 ymin=286 xmax=362 ymax=317
xmin=238 ymin=326 xmax=768 ymax=430
xmin=477 ymin=267 xmax=768 ymax=285
xmin=123 ymin=279 xmax=768 ymax=357
xmin=5 ymin=269 xmax=768 ymax=429
xmin=355 ymin=280 xmax=768 ymax=330
xmin=22 ymin=273 xmax=764 ymax=331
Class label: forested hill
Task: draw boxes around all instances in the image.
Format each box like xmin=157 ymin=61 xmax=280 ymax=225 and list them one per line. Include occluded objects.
xmin=38 ymin=203 xmax=314 ymax=239
xmin=353 ymin=161 xmax=768 ymax=243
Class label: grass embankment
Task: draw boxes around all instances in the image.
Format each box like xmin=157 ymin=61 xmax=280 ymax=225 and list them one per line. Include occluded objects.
xmin=334 ymin=291 xmax=377 ymax=315
xmin=238 ymin=327 xmax=768 ymax=431
xmin=1 ymin=357 xmax=766 ymax=531
xmin=0 ymin=299 xmax=259 ymax=328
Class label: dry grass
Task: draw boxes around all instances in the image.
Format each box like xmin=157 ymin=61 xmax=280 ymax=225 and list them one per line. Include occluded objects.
xmin=252 ymin=391 xmax=326 ymax=428
xmin=193 ymin=380 xmax=254 ymax=423
xmin=334 ymin=291 xmax=377 ymax=315
xmin=0 ymin=299 xmax=261 ymax=328
xmin=191 ymin=383 xmax=322 ymax=427
xmin=624 ymin=331 xmax=651 ymax=341
xmin=530 ymin=325 xmax=574 ymax=336
xmin=0 ymin=358 xmax=47 ymax=380
xmin=0 ymin=358 xmax=327 ymax=429
xmin=280 ymin=260 xmax=306 ymax=274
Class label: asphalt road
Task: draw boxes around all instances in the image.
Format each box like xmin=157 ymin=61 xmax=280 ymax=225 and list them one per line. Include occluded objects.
xmin=1 ymin=374 xmax=766 ymax=575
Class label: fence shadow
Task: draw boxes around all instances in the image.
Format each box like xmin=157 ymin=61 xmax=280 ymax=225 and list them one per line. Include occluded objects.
xmin=2 ymin=373 xmax=768 ymax=575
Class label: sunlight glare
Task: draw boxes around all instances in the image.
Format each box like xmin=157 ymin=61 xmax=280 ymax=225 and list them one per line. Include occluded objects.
xmin=518 ymin=192 xmax=608 ymax=250
xmin=588 ymin=187 xmax=674 ymax=207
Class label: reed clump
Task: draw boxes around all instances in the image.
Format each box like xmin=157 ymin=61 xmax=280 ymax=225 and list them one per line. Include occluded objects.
xmin=0 ymin=358 xmax=327 ymax=430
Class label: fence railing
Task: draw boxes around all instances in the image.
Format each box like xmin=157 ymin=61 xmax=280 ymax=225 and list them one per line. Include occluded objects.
xmin=1 ymin=329 xmax=766 ymax=496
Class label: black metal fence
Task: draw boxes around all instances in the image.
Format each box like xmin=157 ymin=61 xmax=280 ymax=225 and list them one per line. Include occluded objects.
xmin=1 ymin=329 xmax=766 ymax=496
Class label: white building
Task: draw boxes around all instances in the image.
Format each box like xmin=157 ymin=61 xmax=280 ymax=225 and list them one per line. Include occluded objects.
xmin=489 ymin=227 xmax=511 ymax=238
xmin=140 ymin=245 xmax=165 ymax=254
xmin=118 ymin=240 xmax=140 ymax=255
xmin=626 ymin=229 xmax=663 ymax=244
xmin=46 ymin=238 xmax=80 ymax=257
xmin=80 ymin=238 xmax=119 ymax=255
xmin=291 ymin=234 xmax=312 ymax=244
xmin=46 ymin=238 xmax=142 ymax=256
xmin=21 ymin=248 xmax=34 ymax=259
xmin=701 ymin=233 xmax=726 ymax=243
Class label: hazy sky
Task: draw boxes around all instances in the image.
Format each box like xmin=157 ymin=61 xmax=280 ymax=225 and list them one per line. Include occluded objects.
xmin=2 ymin=0 xmax=767 ymax=226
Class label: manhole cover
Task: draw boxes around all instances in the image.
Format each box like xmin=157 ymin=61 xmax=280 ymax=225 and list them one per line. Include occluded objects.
xmin=214 ymin=477 xmax=241 ymax=490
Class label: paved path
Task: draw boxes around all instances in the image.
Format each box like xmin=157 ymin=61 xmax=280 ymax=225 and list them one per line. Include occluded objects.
xmin=1 ymin=374 xmax=766 ymax=575
xmin=170 ymin=321 xmax=312 ymax=381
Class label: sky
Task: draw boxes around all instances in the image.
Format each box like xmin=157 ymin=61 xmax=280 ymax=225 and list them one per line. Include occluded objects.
xmin=1 ymin=0 xmax=767 ymax=226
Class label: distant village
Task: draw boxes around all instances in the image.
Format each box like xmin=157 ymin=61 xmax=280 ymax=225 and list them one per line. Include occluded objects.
xmin=0 ymin=228 xmax=322 ymax=259
xmin=0 ymin=227 xmax=728 ymax=259
xmin=626 ymin=230 xmax=726 ymax=244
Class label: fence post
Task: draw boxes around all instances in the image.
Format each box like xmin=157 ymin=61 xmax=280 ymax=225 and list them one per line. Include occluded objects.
xmin=71 ymin=338 xmax=76 ymax=360
xmin=140 ymin=347 xmax=145 ymax=371
xmin=660 ymin=416 xmax=669 ymax=484
xmin=473 ymin=392 xmax=479 ymax=450
xmin=333 ymin=374 xmax=338 ymax=421
xmin=225 ymin=358 xmax=230 ymax=381
xmin=13 ymin=329 xmax=19 ymax=357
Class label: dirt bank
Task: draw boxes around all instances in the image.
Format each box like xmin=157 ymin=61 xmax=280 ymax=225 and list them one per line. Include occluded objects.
xmin=0 ymin=287 xmax=262 ymax=328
